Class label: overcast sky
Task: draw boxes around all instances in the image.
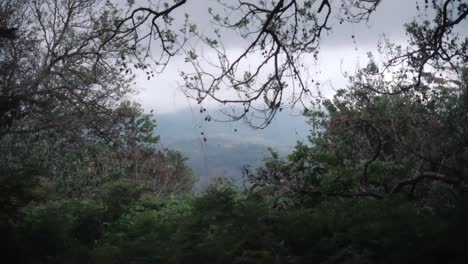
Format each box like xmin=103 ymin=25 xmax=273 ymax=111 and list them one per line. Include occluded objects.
xmin=131 ymin=0 xmax=466 ymax=114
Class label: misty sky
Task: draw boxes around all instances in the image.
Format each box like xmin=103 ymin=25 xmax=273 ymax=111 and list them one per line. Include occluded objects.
xmin=130 ymin=0 xmax=465 ymax=114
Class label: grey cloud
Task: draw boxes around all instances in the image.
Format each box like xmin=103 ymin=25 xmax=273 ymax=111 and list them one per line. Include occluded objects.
xmin=133 ymin=0 xmax=467 ymax=113
xmin=181 ymin=0 xmax=420 ymax=49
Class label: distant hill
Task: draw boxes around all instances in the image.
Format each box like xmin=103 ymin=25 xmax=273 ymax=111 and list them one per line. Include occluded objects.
xmin=154 ymin=108 xmax=310 ymax=190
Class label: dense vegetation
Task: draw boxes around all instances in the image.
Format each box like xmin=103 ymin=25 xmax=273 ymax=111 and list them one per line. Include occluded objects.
xmin=2 ymin=69 xmax=467 ymax=262
xmin=3 ymin=182 xmax=468 ymax=263
xmin=1 ymin=0 xmax=467 ymax=263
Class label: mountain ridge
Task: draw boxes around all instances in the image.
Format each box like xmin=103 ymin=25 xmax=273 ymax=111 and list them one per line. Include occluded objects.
xmin=153 ymin=108 xmax=311 ymax=189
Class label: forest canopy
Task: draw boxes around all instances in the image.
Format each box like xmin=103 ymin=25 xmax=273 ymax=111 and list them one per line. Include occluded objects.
xmin=0 ymin=0 xmax=467 ymax=263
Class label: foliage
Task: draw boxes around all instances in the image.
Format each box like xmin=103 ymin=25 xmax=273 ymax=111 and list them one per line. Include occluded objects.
xmin=1 ymin=0 xmax=467 ymax=263
xmin=0 ymin=0 xmax=139 ymax=137
xmin=4 ymin=185 xmax=468 ymax=263
xmin=246 ymin=64 xmax=467 ymax=207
